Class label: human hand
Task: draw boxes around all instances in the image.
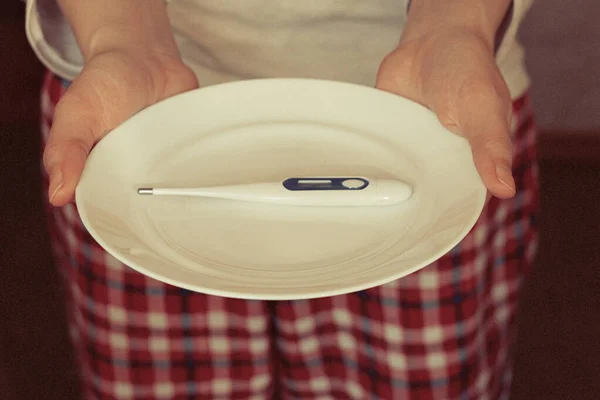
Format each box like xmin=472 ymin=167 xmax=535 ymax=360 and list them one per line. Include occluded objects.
xmin=44 ymin=49 xmax=198 ymax=207
xmin=376 ymin=1 xmax=516 ymax=199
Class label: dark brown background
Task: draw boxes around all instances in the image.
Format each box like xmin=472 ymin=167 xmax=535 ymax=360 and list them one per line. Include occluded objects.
xmin=1 ymin=2 xmax=598 ymax=399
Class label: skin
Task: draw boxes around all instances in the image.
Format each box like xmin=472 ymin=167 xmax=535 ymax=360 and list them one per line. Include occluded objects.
xmin=377 ymin=0 xmax=516 ymax=199
xmin=46 ymin=0 xmax=515 ymax=207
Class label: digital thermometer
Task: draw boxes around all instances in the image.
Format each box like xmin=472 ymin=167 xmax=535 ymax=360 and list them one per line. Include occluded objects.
xmin=137 ymin=177 xmax=412 ymax=207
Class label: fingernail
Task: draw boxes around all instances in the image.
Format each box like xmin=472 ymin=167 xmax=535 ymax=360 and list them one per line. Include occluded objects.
xmin=49 ymin=171 xmax=63 ymax=203
xmin=496 ymin=164 xmax=516 ymax=194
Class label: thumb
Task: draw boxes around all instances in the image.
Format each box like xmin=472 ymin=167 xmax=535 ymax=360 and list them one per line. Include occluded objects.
xmin=43 ymin=90 xmax=98 ymax=206
xmin=464 ymin=118 xmax=515 ymax=199
xmin=375 ymin=51 xmax=421 ymax=105
xmin=438 ymin=76 xmax=515 ymax=199
xmin=44 ymin=139 xmax=89 ymax=207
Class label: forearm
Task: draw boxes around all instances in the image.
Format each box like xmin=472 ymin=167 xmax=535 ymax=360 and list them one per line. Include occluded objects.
xmin=57 ymin=0 xmax=178 ymax=60
xmin=403 ymin=0 xmax=513 ymax=48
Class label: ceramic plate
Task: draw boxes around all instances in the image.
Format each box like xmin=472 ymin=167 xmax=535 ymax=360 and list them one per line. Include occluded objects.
xmin=75 ymin=79 xmax=486 ymax=300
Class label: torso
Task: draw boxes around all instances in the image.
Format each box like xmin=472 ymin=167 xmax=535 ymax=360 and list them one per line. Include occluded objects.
xmin=166 ymin=0 xmax=407 ymax=86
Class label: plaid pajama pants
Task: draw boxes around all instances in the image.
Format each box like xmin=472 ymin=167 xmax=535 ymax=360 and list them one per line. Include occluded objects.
xmin=41 ymin=71 xmax=539 ymax=400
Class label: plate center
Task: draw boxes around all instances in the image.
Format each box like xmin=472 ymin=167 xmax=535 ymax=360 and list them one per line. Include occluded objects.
xmin=133 ymin=121 xmax=420 ymax=270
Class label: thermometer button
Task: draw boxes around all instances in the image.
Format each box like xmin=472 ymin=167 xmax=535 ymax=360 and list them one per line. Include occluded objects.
xmin=342 ymin=179 xmax=367 ymax=189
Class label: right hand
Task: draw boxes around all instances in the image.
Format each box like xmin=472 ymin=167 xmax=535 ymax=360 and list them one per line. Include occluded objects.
xmin=44 ymin=48 xmax=198 ymax=206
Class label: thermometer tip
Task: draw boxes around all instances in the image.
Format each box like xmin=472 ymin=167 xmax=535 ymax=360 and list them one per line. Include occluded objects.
xmin=137 ymin=188 xmax=154 ymax=195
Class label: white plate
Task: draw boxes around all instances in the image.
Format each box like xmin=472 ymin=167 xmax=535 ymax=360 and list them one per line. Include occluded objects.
xmin=75 ymin=79 xmax=486 ymax=300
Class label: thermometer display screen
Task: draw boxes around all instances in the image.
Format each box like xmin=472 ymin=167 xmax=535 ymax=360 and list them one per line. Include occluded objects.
xmin=282 ymin=177 xmax=369 ymax=191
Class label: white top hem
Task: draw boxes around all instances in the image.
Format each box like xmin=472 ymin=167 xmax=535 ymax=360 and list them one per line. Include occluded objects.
xmin=25 ymin=0 xmax=532 ymax=98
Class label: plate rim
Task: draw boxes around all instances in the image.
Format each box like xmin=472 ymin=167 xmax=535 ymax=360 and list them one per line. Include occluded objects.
xmin=74 ymin=77 xmax=487 ymax=300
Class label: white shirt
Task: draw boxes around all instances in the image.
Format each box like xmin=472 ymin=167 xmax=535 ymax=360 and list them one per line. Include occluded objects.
xmin=25 ymin=0 xmax=533 ymax=98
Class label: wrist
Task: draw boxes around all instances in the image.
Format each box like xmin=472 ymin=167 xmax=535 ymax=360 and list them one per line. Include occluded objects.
xmin=402 ymin=0 xmax=513 ymax=49
xmin=57 ymin=0 xmax=179 ymax=61
xmin=85 ymin=24 xmax=181 ymax=62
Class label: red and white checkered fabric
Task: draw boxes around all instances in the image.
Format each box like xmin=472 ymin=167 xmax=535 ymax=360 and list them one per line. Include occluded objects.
xmin=41 ymin=71 xmax=539 ymax=400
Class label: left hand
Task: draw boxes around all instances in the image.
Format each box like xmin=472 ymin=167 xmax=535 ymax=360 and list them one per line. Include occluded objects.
xmin=376 ymin=5 xmax=516 ymax=199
